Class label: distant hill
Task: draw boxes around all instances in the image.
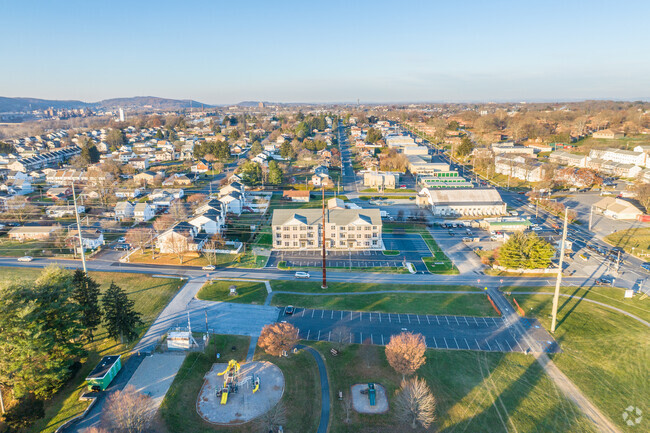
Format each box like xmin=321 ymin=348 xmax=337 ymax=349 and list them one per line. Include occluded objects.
xmin=96 ymin=96 xmax=214 ymax=110
xmin=0 ymin=97 xmax=89 ymax=113
xmin=0 ymin=96 xmax=214 ymax=113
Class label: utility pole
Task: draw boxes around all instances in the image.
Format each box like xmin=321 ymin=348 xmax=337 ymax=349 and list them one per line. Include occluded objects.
xmin=551 ymin=208 xmax=569 ymax=333
xmin=588 ymin=205 xmax=593 ymax=231
xmin=72 ymin=182 xmax=87 ymax=273
xmin=321 ymin=186 xmax=327 ymax=289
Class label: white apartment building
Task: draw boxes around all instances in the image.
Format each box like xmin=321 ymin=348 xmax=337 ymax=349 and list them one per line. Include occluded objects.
xmin=272 ymin=209 xmax=382 ymax=250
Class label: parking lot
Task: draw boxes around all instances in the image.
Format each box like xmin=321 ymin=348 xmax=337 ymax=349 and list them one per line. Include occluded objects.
xmin=281 ymin=307 xmax=560 ymax=354
xmin=267 ymin=233 xmax=431 ymax=272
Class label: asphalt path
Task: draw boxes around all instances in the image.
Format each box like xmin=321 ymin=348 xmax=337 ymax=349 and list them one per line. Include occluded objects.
xmin=297 ymin=345 xmax=330 ymax=433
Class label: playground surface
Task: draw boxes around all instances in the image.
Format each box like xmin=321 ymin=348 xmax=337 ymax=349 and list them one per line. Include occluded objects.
xmin=126 ymin=352 xmax=187 ymax=407
xmin=197 ymin=361 xmax=285 ymax=425
xmin=351 ymin=383 xmax=389 ymax=414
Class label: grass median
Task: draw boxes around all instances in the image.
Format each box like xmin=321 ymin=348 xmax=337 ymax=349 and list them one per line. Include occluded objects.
xmin=196 ymin=280 xmax=268 ymax=305
xmin=271 ymin=280 xmax=481 ymax=293
xmin=311 ymin=342 xmax=596 ymax=433
xmin=272 ymin=292 xmax=497 ymax=317
xmin=506 ymin=292 xmax=649 ymax=431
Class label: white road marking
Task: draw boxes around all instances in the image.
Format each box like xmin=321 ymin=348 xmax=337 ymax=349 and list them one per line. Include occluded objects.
xmin=436 ymin=316 xmax=440 ymax=325
xmin=426 ymin=316 xmax=430 ymax=325
xmin=496 ymin=341 xmax=504 ymax=352
xmin=473 ymin=317 xmax=478 ymax=326
xmin=486 ymin=340 xmax=493 ymax=351
xmin=381 ymin=335 xmax=384 ymax=345
xmin=321 ymin=310 xmax=324 ymax=319
xmin=331 ymin=311 xmax=334 ymax=319
xmin=306 ymin=330 xmax=310 ymax=340
xmin=388 ymin=313 xmax=391 ymax=323
xmin=464 ymin=317 xmax=469 ymax=325
xmin=407 ymin=314 xmax=411 ymax=324
xmin=443 ymin=337 xmax=449 ymax=349
xmin=482 ymin=317 xmax=489 ymax=326
xmin=454 ymin=316 xmax=459 ymax=325
xmin=475 ymin=339 xmax=480 ymax=350
xmin=505 ymin=339 xmax=512 ymax=351
xmin=311 ymin=310 xmax=315 ymax=318
xmin=417 ymin=315 xmax=421 ymax=324
xmin=371 ymin=334 xmax=374 ymax=344
xmin=464 ymin=338 xmax=470 ymax=350
xmin=317 ymin=330 xmax=321 ymax=340
xmin=445 ymin=316 xmax=449 ymax=325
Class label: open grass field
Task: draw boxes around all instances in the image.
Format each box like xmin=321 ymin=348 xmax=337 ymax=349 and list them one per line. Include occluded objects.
xmin=506 ymin=292 xmax=649 ymax=432
xmin=503 ymin=285 xmax=650 ymax=323
xmin=197 ymin=280 xmax=268 ymax=305
xmin=270 ymin=280 xmax=481 ymax=293
xmin=272 ymin=292 xmax=497 ymax=317
xmin=0 ymin=267 xmax=185 ymax=433
xmin=605 ymin=227 xmax=650 ymax=259
xmin=126 ymin=249 xmax=268 ymax=268
xmin=160 ymin=335 xmax=321 ymax=433
xmin=0 ymin=238 xmax=73 ymax=258
xmin=311 ymin=342 xmax=596 ymax=433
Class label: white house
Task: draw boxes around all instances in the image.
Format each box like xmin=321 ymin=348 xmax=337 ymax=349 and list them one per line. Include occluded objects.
xmin=133 ymin=202 xmax=155 ymax=221
xmin=220 ymin=192 xmax=244 ymax=215
xmin=67 ymin=229 xmax=104 ymax=251
xmin=115 ymin=201 xmax=135 ymax=220
xmin=156 ymin=222 xmax=207 ymax=254
xmin=188 ymin=209 xmax=224 ymax=235
xmin=46 ymin=205 xmax=85 ymax=218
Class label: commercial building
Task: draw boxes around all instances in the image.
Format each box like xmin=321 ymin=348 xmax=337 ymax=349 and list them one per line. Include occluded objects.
xmin=593 ymin=129 xmax=624 ymax=139
xmin=417 ymin=188 xmax=506 ymax=217
xmin=406 ymin=155 xmax=450 ymax=175
xmin=363 ymin=172 xmax=399 ymax=189
xmin=593 ymin=197 xmax=643 ymax=220
xmin=272 ymin=208 xmax=382 ymax=250
xmin=549 ymin=151 xmax=588 ymax=168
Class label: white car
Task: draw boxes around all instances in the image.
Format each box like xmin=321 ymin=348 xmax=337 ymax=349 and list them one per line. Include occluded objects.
xmin=118 ymin=237 xmax=126 ymax=243
xmin=202 ymin=265 xmax=216 ymax=270
xmin=17 ymin=256 xmax=33 ymax=262
xmin=294 ymin=271 xmax=310 ymax=279
xmin=532 ymin=226 xmax=543 ymax=231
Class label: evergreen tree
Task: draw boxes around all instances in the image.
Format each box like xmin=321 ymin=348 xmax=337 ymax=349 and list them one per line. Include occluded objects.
xmin=155 ymin=129 xmax=164 ymax=139
xmin=268 ymin=161 xmax=283 ymax=185
xmin=280 ymin=141 xmax=296 ymax=160
xmin=249 ymin=140 xmax=262 ymax=156
xmin=102 ymin=282 xmax=143 ymax=343
xmin=71 ymin=269 xmax=102 ymax=342
xmin=498 ymin=232 xmax=525 ymax=269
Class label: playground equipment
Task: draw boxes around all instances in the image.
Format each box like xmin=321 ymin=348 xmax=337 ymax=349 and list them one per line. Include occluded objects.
xmin=359 ymin=383 xmax=377 ymax=406
xmin=215 ymin=360 xmax=261 ymax=404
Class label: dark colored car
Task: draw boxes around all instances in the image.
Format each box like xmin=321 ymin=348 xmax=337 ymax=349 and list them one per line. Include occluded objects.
xmin=595 ymin=277 xmax=613 ymax=286
xmin=113 ymin=243 xmax=131 ymax=251
xmin=284 ymin=305 xmax=294 ymax=315
xmin=641 ymin=263 xmax=650 ymax=272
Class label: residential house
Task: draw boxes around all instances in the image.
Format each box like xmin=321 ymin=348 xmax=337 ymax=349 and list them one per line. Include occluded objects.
xmin=495 ymin=154 xmax=545 ymax=182
xmin=128 ymin=157 xmax=150 ymax=170
xmin=549 ymin=151 xmax=587 ymax=168
xmin=115 ymin=188 xmax=143 ymax=199
xmin=589 ymin=148 xmax=646 ymax=168
xmin=46 ymin=186 xmax=72 ymax=200
xmin=162 ymin=173 xmax=192 ymax=186
xmin=134 ymin=170 xmax=159 ymax=186
xmin=46 ymin=205 xmax=85 ymax=218
xmin=363 ymin=172 xmax=399 ymax=189
xmin=188 ymin=209 xmax=224 ymax=235
xmin=220 ymin=191 xmax=244 ymax=215
xmin=133 ymin=202 xmax=155 ymax=221
xmin=115 ymin=201 xmax=135 ymax=220
xmin=311 ymin=173 xmax=334 ymax=188
xmin=156 ymin=222 xmax=207 ymax=254
xmin=593 ymin=129 xmax=624 ymax=139
xmin=8 ymin=225 xmax=61 ymax=241
xmin=67 ymin=229 xmax=104 ymax=251
xmin=195 ymin=198 xmax=225 ymax=215
xmin=271 ymin=208 xmax=383 ymax=250
xmin=282 ymin=190 xmax=310 ymax=202
xmin=191 ymin=159 xmax=211 ymax=173
xmin=313 ymin=165 xmax=329 ymax=176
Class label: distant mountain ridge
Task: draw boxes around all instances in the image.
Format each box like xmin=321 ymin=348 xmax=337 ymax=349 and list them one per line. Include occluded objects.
xmin=0 ymin=96 xmax=214 ymax=113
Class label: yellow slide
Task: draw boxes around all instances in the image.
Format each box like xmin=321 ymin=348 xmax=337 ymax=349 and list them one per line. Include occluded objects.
xmin=220 ymin=389 xmax=228 ymax=405
xmin=253 ymin=382 xmax=259 ymax=393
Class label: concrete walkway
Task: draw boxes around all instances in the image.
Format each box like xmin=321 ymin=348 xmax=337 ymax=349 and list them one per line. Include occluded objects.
xmin=297 ymin=345 xmax=330 ymax=433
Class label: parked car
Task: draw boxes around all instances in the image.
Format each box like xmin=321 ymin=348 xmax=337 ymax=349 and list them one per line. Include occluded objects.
xmin=294 ymin=271 xmax=310 ymax=279
xmin=202 ymin=265 xmax=216 ymax=270
xmin=284 ymin=305 xmax=295 ymax=315
xmin=462 ymin=237 xmax=472 ymax=242
xmin=641 ymin=263 xmax=650 ymax=272
xmin=17 ymin=256 xmax=33 ymax=262
xmin=595 ymin=277 xmax=613 ymax=286
xmin=579 ymin=254 xmax=588 ymax=261
xmin=118 ymin=237 xmax=126 ymax=243
xmin=448 ymin=230 xmax=455 ymax=236
xmin=532 ymin=226 xmax=543 ymax=231
xmin=113 ymin=243 xmax=131 ymax=251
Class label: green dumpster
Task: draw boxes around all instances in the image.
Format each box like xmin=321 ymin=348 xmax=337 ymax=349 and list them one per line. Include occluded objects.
xmin=86 ymin=355 xmax=122 ymax=391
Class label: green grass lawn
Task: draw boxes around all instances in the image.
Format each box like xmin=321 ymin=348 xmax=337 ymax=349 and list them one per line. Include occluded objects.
xmin=605 ymin=227 xmax=650 ymax=259
xmin=503 ymin=285 xmax=650 ymax=323
xmin=197 ymin=280 xmax=268 ymax=304
xmin=382 ymin=250 xmax=400 ymax=255
xmin=271 ymin=280 xmax=480 ymax=293
xmin=272 ymin=292 xmax=496 ymax=317
xmin=160 ymin=335 xmax=321 ymax=433
xmin=0 ymin=238 xmax=73 ymax=258
xmin=0 ymin=267 xmax=185 ymax=433
xmin=506 ymin=293 xmax=649 ymax=432
xmin=311 ymin=342 xmax=596 ymax=433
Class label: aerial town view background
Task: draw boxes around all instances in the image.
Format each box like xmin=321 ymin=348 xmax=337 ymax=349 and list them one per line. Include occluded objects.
xmin=0 ymin=1 xmax=648 ymax=433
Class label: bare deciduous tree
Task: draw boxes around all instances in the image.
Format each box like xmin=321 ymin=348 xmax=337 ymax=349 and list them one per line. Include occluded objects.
xmin=258 ymin=322 xmax=299 ymax=357
xmin=331 ymin=326 xmax=351 ymax=352
xmin=254 ymin=401 xmax=287 ymax=432
xmin=166 ymin=230 xmax=190 ymax=264
xmin=358 ymin=338 xmax=378 ymax=369
xmin=395 ymin=376 xmax=436 ymax=429
xmin=101 ymin=385 xmax=156 ymax=433
xmin=153 ymin=214 xmax=175 ymax=232
xmin=385 ymin=332 xmax=426 ymax=377
xmin=342 ymin=391 xmax=353 ymax=424
xmin=168 ymin=201 xmax=188 ymax=222
xmin=125 ymin=227 xmax=153 ymax=252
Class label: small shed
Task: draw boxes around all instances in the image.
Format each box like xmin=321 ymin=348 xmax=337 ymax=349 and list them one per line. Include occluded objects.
xmin=85 ymin=355 xmax=122 ymax=391
xmin=167 ymin=328 xmax=198 ymax=350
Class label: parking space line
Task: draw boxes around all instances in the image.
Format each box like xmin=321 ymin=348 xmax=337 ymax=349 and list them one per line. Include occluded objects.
xmin=360 ymin=332 xmax=363 ymax=343
xmin=464 ymin=338 xmax=470 ymax=350
xmin=398 ymin=314 xmax=401 ymax=323
xmin=388 ymin=313 xmax=391 ymax=323
xmin=330 ymin=310 xmax=334 ymax=319
xmin=417 ymin=315 xmax=421 ymax=324
xmin=482 ymin=317 xmax=489 ymax=326
xmin=486 ymin=340 xmax=493 ymax=351
xmin=407 ymin=315 xmax=411 ymax=324
xmin=311 ymin=310 xmax=315 ymax=318
xmin=464 ymin=317 xmax=469 ymax=325
xmin=454 ymin=316 xmax=459 ymax=325
xmin=350 ymin=312 xmax=353 ymax=321
xmin=379 ymin=313 xmax=381 ymax=323
xmin=360 ymin=312 xmax=363 ymax=321
xmin=514 ymin=337 xmax=524 ymax=352
xmin=321 ymin=310 xmax=324 ymax=319
xmin=426 ymin=316 xmax=430 ymax=325
xmin=340 ymin=311 xmax=343 ymax=320
xmin=349 ymin=333 xmax=353 ymax=343
xmin=301 ymin=309 xmax=306 ymax=317
xmin=473 ymin=317 xmax=478 ymax=326
xmin=454 ymin=337 xmax=459 ymax=349
xmin=306 ymin=330 xmax=310 ymax=340
xmin=317 ymin=330 xmax=321 ymax=340
xmin=443 ymin=337 xmax=449 ymax=349
xmin=432 ymin=337 xmax=437 ymax=348
xmin=371 ymin=334 xmax=374 ymax=344
xmin=436 ymin=316 xmax=440 ymax=325
xmin=505 ymin=339 xmax=512 ymax=351
xmin=381 ymin=335 xmax=384 ymax=345
xmin=496 ymin=341 xmax=504 ymax=352
xmin=445 ymin=316 xmax=449 ymax=325
xmin=475 ymin=339 xmax=480 ymax=350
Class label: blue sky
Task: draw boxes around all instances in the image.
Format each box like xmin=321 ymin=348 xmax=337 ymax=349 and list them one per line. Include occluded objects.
xmin=1 ymin=0 xmax=648 ymax=103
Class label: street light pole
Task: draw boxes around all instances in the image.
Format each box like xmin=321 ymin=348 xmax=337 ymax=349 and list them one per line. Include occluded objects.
xmin=321 ymin=186 xmax=327 ymax=289
xmin=588 ymin=205 xmax=593 ymax=231
xmin=551 ymin=208 xmax=569 ymax=333
xmin=72 ymin=182 xmax=87 ymax=274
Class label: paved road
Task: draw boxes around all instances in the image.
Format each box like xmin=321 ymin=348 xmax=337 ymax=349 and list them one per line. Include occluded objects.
xmin=297 ymin=345 xmax=330 ymax=433
xmin=283 ymin=307 xmax=559 ymax=354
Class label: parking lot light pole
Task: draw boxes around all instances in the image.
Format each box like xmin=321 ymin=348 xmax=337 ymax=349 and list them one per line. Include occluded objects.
xmin=551 ymin=208 xmax=569 ymax=333
xmin=321 ymin=186 xmax=327 ymax=289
